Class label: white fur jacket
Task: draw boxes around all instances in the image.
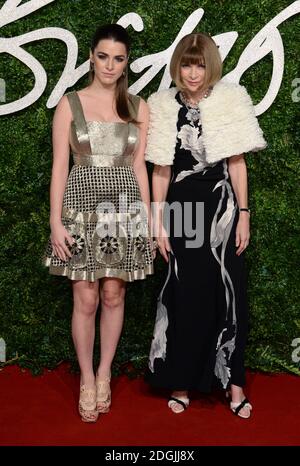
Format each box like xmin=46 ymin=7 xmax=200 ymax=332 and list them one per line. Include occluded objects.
xmin=145 ymin=81 xmax=267 ymax=165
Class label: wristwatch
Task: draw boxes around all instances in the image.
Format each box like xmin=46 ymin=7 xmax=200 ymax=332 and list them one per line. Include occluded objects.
xmin=239 ymin=208 xmax=251 ymax=213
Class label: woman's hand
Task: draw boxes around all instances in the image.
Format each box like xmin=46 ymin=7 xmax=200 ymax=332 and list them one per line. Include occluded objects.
xmin=50 ymin=221 xmax=75 ymax=261
xmin=150 ymin=238 xmax=157 ymax=260
xmin=235 ymin=212 xmax=250 ymax=256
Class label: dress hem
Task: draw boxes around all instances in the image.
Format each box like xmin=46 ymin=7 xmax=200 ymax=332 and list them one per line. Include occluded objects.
xmin=43 ymin=257 xmax=154 ymax=282
xmin=145 ymin=377 xmax=217 ymax=394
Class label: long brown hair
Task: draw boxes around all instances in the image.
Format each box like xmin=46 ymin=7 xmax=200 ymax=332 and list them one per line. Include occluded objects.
xmin=89 ymin=24 xmax=137 ymax=123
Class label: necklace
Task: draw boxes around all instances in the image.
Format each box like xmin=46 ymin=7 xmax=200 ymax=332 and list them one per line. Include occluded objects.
xmin=181 ymin=87 xmax=212 ymax=106
xmin=180 ymin=87 xmax=212 ymax=123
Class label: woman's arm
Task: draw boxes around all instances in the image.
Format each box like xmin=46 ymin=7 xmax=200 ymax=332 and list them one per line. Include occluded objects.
xmin=228 ymin=154 xmax=250 ymax=256
xmin=132 ymin=99 xmax=152 ymax=240
xmin=133 ymin=97 xmax=172 ymax=261
xmin=49 ymin=95 xmax=74 ymax=261
xmin=152 ymin=164 xmax=172 ymax=262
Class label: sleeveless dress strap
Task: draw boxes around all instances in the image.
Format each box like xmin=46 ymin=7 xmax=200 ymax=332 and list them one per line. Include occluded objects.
xmin=128 ymin=94 xmax=141 ymax=121
xmin=66 ymin=91 xmax=92 ymax=155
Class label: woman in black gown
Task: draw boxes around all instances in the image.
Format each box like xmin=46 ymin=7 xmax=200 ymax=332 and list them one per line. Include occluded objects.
xmin=145 ymin=33 xmax=266 ymax=418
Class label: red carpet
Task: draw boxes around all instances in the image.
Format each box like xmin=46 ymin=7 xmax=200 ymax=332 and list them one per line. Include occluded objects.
xmin=0 ymin=364 xmax=299 ymax=446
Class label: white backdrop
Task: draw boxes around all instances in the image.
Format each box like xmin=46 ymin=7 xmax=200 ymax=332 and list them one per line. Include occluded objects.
xmin=0 ymin=0 xmax=299 ymax=116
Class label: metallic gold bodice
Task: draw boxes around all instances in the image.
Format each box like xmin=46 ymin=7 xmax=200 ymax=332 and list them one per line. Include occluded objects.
xmin=67 ymin=91 xmax=139 ymax=167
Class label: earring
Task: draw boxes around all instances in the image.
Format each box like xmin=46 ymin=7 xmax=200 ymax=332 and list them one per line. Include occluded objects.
xmin=90 ymin=61 xmax=94 ymax=71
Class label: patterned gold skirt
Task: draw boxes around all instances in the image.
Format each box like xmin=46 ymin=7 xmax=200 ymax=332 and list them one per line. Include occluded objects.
xmin=43 ymin=165 xmax=154 ymax=282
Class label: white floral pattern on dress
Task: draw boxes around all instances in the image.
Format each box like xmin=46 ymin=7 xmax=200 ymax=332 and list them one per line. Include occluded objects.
xmin=175 ymin=124 xmax=216 ymax=182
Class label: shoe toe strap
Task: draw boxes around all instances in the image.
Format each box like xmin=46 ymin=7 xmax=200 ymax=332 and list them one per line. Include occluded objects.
xmin=168 ymin=397 xmax=189 ymax=410
xmin=232 ymin=397 xmax=251 ymax=415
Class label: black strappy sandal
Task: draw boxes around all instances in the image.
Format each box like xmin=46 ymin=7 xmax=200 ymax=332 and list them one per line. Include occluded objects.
xmin=230 ymin=397 xmax=253 ymax=419
xmin=168 ymin=396 xmax=190 ymax=414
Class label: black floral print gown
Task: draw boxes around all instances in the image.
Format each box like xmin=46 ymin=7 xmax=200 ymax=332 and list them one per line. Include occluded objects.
xmin=147 ymin=92 xmax=249 ymax=392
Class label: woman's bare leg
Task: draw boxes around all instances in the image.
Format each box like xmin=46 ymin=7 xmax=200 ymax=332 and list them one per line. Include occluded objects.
xmin=72 ymin=280 xmax=99 ymax=388
xmin=230 ymin=384 xmax=252 ymax=417
xmin=97 ymin=277 xmax=126 ymax=379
